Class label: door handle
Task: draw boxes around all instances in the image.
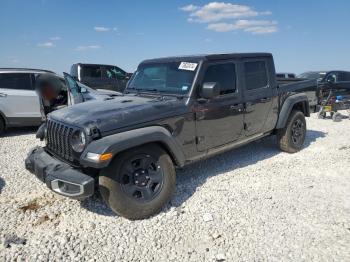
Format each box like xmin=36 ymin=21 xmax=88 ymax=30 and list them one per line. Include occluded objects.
xmin=0 ymin=93 xmax=7 ymax=97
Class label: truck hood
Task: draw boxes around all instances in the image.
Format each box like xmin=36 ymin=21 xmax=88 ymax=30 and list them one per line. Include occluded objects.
xmin=49 ymin=94 xmax=187 ymax=134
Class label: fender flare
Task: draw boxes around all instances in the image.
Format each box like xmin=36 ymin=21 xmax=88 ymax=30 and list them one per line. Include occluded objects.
xmin=276 ymin=93 xmax=310 ymax=129
xmin=80 ymin=126 xmax=186 ymax=168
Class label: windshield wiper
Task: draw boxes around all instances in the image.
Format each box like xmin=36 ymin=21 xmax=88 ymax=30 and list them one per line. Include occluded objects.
xmin=126 ymin=87 xmax=185 ymax=98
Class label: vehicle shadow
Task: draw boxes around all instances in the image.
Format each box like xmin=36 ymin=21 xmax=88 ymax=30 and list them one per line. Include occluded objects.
xmin=80 ymin=192 xmax=117 ymax=217
xmin=0 ymin=177 xmax=5 ymax=194
xmin=171 ymin=129 xmax=326 ymax=207
xmin=79 ymin=130 xmax=326 ymax=217
xmin=0 ymin=127 xmax=37 ymax=138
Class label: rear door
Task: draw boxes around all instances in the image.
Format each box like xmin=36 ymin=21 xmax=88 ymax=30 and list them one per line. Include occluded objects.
xmin=242 ymin=59 xmax=274 ymax=136
xmin=0 ymin=73 xmax=41 ymax=126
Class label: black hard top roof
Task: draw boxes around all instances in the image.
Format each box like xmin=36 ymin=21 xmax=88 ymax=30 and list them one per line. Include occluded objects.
xmin=141 ymin=53 xmax=272 ymax=65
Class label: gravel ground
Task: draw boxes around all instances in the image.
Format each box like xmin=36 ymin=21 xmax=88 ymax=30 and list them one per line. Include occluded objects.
xmin=0 ymin=113 xmax=350 ymax=261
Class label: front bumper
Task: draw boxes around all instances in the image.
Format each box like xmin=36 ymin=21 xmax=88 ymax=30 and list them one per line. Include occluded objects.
xmin=25 ymin=147 xmax=94 ymax=199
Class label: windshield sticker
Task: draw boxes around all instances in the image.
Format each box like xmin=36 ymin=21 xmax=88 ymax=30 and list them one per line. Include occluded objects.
xmin=182 ymin=86 xmax=189 ymax=91
xmin=179 ymin=62 xmax=198 ymax=71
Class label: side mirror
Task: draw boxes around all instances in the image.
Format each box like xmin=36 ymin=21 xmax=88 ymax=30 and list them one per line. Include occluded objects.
xmin=200 ymin=82 xmax=220 ymax=99
xmin=80 ymin=87 xmax=87 ymax=93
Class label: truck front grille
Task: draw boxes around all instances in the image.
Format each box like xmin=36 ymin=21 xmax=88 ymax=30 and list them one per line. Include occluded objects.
xmin=46 ymin=119 xmax=74 ymax=162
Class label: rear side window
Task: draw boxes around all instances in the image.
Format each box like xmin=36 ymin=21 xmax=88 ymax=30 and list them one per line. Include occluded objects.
xmin=0 ymin=73 xmax=32 ymax=90
xmin=276 ymin=74 xmax=285 ymax=78
xmin=82 ymin=66 xmax=102 ymax=78
xmin=288 ymin=74 xmax=295 ymax=78
xmin=338 ymin=72 xmax=350 ymax=82
xmin=203 ymin=63 xmax=236 ymax=95
xmin=244 ymin=61 xmax=268 ymax=90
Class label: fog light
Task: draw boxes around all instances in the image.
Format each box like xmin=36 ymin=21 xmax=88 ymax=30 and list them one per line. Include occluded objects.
xmin=51 ymin=180 xmax=83 ymax=197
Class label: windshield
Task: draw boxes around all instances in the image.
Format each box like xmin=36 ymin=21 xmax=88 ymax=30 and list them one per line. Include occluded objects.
xmin=127 ymin=61 xmax=198 ymax=95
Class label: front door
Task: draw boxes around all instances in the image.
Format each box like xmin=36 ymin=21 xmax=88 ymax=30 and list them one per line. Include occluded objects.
xmin=63 ymin=73 xmax=84 ymax=105
xmin=242 ymin=60 xmax=273 ymax=136
xmin=195 ymin=61 xmax=244 ymax=151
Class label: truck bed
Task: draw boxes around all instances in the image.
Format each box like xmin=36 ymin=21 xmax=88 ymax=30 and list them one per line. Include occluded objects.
xmin=278 ymin=79 xmax=318 ymax=107
xmin=277 ymin=79 xmax=317 ymax=93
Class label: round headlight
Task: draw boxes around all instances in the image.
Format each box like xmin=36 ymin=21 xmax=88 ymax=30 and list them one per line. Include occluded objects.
xmin=71 ymin=130 xmax=86 ymax=153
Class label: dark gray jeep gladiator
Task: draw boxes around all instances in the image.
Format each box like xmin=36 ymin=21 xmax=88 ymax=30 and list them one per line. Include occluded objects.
xmin=25 ymin=53 xmax=311 ymax=220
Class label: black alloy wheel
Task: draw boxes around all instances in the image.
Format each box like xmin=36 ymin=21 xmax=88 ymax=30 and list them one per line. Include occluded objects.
xmin=120 ymin=154 xmax=164 ymax=202
xmin=291 ymin=119 xmax=305 ymax=146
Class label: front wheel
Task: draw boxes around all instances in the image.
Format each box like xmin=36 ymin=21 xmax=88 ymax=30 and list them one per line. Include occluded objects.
xmin=99 ymin=144 xmax=176 ymax=220
xmin=277 ymin=110 xmax=307 ymax=153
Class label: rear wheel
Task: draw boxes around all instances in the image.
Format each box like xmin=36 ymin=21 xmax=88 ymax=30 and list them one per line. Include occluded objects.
xmin=99 ymin=144 xmax=176 ymax=220
xmin=277 ymin=110 xmax=306 ymax=153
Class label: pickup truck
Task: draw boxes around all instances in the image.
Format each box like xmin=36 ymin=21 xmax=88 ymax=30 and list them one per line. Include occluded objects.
xmin=70 ymin=63 xmax=132 ymax=92
xmin=25 ymin=53 xmax=311 ymax=220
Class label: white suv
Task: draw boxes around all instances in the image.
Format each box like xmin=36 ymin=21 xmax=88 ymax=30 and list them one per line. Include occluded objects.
xmin=0 ymin=69 xmax=51 ymax=134
xmin=0 ymin=69 xmax=121 ymax=134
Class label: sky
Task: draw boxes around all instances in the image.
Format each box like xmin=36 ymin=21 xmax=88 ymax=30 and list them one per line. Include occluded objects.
xmin=0 ymin=0 xmax=349 ymax=74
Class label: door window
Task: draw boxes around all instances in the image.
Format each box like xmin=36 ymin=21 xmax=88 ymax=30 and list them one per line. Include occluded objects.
xmin=105 ymin=66 xmax=126 ymax=80
xmin=244 ymin=61 xmax=268 ymax=90
xmin=202 ymin=63 xmax=236 ymax=95
xmin=0 ymin=73 xmax=33 ymax=90
xmin=338 ymin=72 xmax=350 ymax=82
xmin=82 ymin=66 xmax=102 ymax=78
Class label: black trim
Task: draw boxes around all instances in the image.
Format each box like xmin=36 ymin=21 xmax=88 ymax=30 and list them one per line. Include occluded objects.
xmin=25 ymin=147 xmax=94 ymax=199
xmin=6 ymin=117 xmax=42 ymax=127
xmin=276 ymin=93 xmax=310 ymax=129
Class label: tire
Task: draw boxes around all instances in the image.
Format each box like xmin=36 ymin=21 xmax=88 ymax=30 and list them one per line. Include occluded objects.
xmin=332 ymin=112 xmax=342 ymax=122
xmin=277 ymin=110 xmax=307 ymax=153
xmin=0 ymin=117 xmax=5 ymax=136
xmin=317 ymin=110 xmax=326 ymax=119
xmin=99 ymin=144 xmax=176 ymax=220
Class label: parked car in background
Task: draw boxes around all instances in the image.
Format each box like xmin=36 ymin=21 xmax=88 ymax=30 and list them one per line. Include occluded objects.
xmin=292 ymin=71 xmax=350 ymax=110
xmin=316 ymin=71 xmax=350 ymax=120
xmin=0 ymin=69 xmax=121 ymax=134
xmin=0 ymin=68 xmax=53 ymax=133
xmin=70 ymin=63 xmax=132 ymax=92
xmin=297 ymin=71 xmax=327 ymax=81
xmin=276 ymin=72 xmax=296 ymax=79
xmin=319 ymin=70 xmax=350 ymax=83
